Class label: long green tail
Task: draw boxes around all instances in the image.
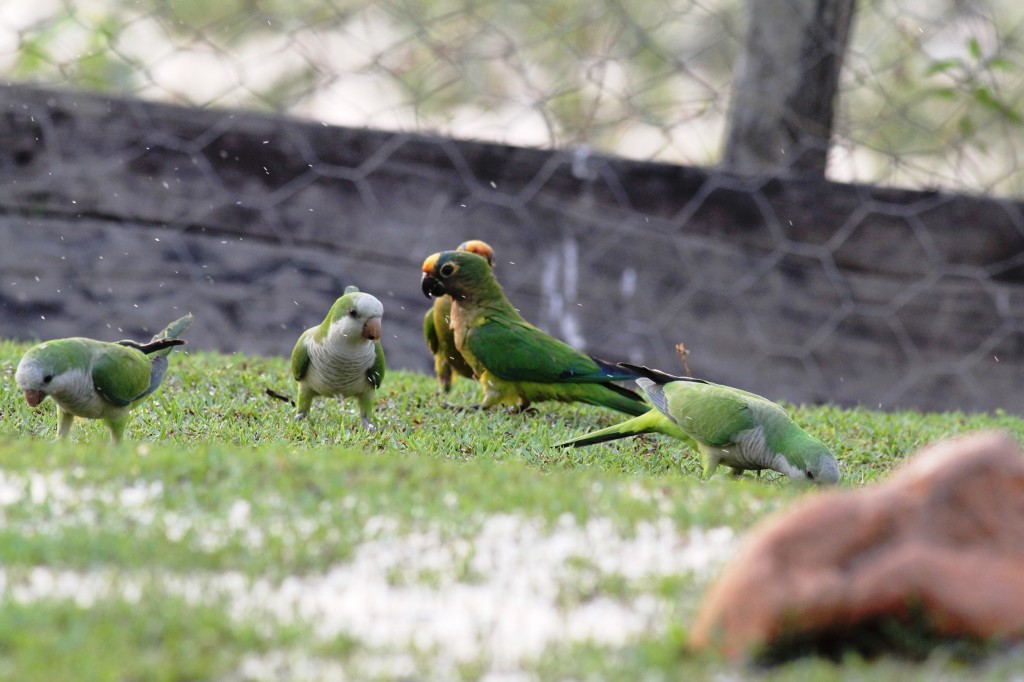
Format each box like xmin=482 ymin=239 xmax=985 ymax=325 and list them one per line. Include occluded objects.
xmin=126 ymin=313 xmax=194 ymax=399
xmin=117 ymin=314 xmax=194 ymax=356
xmin=148 ymin=313 xmax=193 ymax=356
xmin=156 ymin=313 xmax=194 ymax=341
xmin=557 ymin=408 xmax=670 ymax=448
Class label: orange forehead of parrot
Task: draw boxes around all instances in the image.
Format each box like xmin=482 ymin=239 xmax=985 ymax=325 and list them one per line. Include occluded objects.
xmin=458 ymin=240 xmax=494 ymax=260
xmin=421 ymin=252 xmax=441 ymax=273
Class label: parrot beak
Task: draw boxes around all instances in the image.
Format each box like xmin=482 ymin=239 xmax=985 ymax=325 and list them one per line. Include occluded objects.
xmin=362 ymin=317 xmax=382 ymax=341
xmin=23 ymin=389 xmax=46 ymax=407
xmin=421 ymin=272 xmax=446 ymax=299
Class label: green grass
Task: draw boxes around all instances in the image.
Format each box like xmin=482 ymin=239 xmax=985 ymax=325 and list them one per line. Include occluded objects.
xmin=0 ymin=339 xmax=1022 ymax=680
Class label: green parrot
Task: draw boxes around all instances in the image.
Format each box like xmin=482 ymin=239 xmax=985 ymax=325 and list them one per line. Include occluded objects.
xmin=420 ymin=250 xmax=649 ymax=415
xmin=292 ymin=285 xmax=386 ymax=429
xmin=423 ymin=239 xmax=495 ymax=393
xmin=15 ymin=314 xmax=193 ymax=443
xmin=559 ymin=364 xmax=840 ymax=484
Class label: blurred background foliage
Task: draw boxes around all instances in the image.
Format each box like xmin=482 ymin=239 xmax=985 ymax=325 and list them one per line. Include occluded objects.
xmin=2 ymin=0 xmax=1022 ymax=196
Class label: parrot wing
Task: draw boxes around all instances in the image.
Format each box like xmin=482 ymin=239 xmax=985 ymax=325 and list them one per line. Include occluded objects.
xmin=367 ymin=340 xmax=386 ymax=389
xmin=640 ymin=378 xmax=757 ymax=448
xmin=91 ymin=345 xmax=154 ymax=407
xmin=466 ymin=316 xmax=639 ymax=384
xmin=155 ymin=313 xmax=194 ymax=342
xmin=423 ymin=308 xmax=440 ymax=355
xmin=291 ymin=330 xmax=312 ymax=381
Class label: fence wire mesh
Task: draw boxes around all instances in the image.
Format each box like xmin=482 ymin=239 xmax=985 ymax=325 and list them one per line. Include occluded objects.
xmin=4 ymin=0 xmax=1024 ymax=195
xmin=1 ymin=0 xmax=1023 ymax=413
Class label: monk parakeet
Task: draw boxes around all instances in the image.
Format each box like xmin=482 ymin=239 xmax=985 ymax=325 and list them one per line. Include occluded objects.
xmin=292 ymin=285 xmax=385 ymax=429
xmin=559 ymin=364 xmax=840 ymax=484
xmin=423 ymin=239 xmax=495 ymax=393
xmin=420 ymin=250 xmax=648 ymax=415
xmin=15 ymin=314 xmax=193 ymax=443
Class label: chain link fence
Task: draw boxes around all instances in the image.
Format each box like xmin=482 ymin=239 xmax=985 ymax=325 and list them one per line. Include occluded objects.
xmin=1 ymin=1 xmax=1023 ymax=412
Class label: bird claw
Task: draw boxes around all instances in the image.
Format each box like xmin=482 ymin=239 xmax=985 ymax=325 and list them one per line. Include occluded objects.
xmin=293 ymin=412 xmax=308 ymax=423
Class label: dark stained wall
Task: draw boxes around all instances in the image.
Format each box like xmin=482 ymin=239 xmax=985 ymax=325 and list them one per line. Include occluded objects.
xmin=1 ymin=85 xmax=1022 ymax=412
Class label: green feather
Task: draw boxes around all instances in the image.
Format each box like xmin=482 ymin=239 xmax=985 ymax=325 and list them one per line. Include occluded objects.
xmin=291 ymin=329 xmax=312 ymax=381
xmin=644 ymin=380 xmax=758 ymax=448
xmin=558 ymin=407 xmax=694 ymax=448
xmin=291 ymin=289 xmax=385 ymax=429
xmin=465 ymin=316 xmax=640 ymax=384
xmin=423 ymin=307 xmax=440 ymax=355
xmin=424 ymin=294 xmax=477 ymax=392
xmin=91 ymin=344 xmax=154 ymax=406
xmin=561 ymin=368 xmax=840 ymax=484
xmin=367 ymin=340 xmax=386 ymax=389
xmin=422 ymin=240 xmax=497 ymax=393
xmin=154 ymin=313 xmax=193 ymax=346
xmin=15 ymin=315 xmax=192 ymax=443
xmin=423 ymin=250 xmax=646 ymax=414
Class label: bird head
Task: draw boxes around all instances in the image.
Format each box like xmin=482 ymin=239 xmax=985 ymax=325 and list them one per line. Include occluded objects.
xmin=456 ymin=239 xmax=496 ymax=267
xmin=787 ymin=436 xmax=841 ymax=485
xmin=15 ymin=342 xmax=75 ymax=407
xmin=328 ymin=291 xmax=384 ymax=342
xmin=421 ymin=250 xmax=494 ymax=301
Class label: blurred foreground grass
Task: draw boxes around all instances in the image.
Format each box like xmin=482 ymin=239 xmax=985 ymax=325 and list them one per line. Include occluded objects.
xmin=0 ymin=340 xmax=1022 ymax=680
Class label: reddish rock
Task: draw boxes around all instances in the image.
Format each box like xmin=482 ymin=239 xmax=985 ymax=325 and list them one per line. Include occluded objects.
xmin=690 ymin=431 xmax=1024 ymax=661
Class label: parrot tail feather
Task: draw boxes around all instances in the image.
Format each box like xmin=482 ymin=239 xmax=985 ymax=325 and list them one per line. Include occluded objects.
xmin=618 ymin=362 xmax=708 ymax=386
xmin=116 ymin=314 xmax=192 ymax=354
xmin=122 ymin=338 xmax=186 ymax=355
xmin=158 ymin=313 xmax=194 ymax=340
xmin=556 ymin=409 xmax=663 ymax=448
xmin=557 ymin=425 xmax=635 ymax=448
xmin=603 ymin=380 xmax=647 ymax=403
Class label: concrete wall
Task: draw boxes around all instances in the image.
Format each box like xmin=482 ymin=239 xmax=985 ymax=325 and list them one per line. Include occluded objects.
xmin=2 ymin=85 xmax=1022 ymax=412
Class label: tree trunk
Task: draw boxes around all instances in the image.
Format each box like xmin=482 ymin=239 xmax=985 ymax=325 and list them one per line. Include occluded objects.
xmin=723 ymin=0 xmax=857 ymax=176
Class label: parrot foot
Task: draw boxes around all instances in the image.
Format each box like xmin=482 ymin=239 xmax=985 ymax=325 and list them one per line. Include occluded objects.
xmin=507 ymin=405 xmax=539 ymax=416
xmin=293 ymin=412 xmax=308 ymax=423
xmin=361 ymin=418 xmax=376 ymax=432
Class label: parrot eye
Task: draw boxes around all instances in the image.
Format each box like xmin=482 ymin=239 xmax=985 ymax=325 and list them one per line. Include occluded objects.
xmin=439 ymin=263 xmax=457 ymax=278
xmin=348 ymin=309 xmax=358 ymax=318
xmin=805 ymin=470 xmax=814 ymax=480
xmin=43 ymin=374 xmax=53 ymax=384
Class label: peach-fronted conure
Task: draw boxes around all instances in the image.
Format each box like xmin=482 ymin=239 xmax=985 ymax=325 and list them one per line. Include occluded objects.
xmin=423 ymin=239 xmax=495 ymax=393
xmin=420 ymin=250 xmax=648 ymax=415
